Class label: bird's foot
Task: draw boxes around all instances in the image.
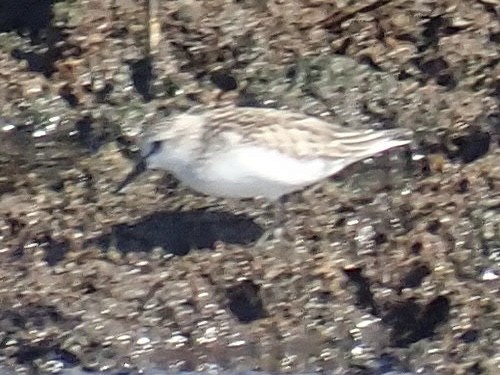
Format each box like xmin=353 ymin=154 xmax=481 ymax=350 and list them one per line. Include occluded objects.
xmin=254 ymin=226 xmax=284 ymax=247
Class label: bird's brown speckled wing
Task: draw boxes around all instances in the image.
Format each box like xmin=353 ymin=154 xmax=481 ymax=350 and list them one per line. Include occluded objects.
xmin=202 ymin=107 xmax=411 ymax=159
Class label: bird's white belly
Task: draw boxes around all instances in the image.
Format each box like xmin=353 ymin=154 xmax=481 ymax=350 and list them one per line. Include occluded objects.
xmin=171 ymin=146 xmax=344 ymax=201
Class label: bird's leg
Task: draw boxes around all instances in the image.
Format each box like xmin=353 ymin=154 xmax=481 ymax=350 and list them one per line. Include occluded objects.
xmin=274 ymin=195 xmax=287 ymax=238
xmin=255 ymin=195 xmax=287 ymax=246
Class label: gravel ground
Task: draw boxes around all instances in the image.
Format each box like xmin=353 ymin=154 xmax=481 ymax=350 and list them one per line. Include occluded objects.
xmin=0 ymin=0 xmax=499 ymax=374
xmin=0 ymin=370 xmax=419 ymax=375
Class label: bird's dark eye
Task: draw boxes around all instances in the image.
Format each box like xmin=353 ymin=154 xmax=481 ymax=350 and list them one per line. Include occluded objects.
xmin=145 ymin=140 xmax=162 ymax=158
xmin=151 ymin=140 xmax=162 ymax=153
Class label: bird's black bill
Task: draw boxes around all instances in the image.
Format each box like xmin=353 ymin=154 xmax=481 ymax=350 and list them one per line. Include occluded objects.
xmin=115 ymin=159 xmax=147 ymax=193
xmin=115 ymin=141 xmax=162 ymax=193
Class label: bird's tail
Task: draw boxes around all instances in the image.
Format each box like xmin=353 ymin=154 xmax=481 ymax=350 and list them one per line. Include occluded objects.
xmin=341 ymin=127 xmax=411 ymax=156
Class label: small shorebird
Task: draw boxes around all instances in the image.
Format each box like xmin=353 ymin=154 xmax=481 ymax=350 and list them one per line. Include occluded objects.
xmin=118 ymin=106 xmax=411 ymax=241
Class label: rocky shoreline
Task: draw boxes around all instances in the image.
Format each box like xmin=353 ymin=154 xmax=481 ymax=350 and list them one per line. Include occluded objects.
xmin=0 ymin=0 xmax=498 ymax=374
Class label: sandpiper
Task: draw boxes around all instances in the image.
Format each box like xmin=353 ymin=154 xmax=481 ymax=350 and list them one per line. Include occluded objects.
xmin=118 ymin=106 xmax=412 ymax=241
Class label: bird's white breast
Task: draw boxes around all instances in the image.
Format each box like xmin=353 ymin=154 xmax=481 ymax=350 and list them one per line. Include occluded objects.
xmin=147 ymin=143 xmax=345 ymax=201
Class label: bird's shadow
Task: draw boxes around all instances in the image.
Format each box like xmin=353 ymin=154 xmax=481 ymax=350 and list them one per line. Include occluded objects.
xmin=89 ymin=210 xmax=264 ymax=256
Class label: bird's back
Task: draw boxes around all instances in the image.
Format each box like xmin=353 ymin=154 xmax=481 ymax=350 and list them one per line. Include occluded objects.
xmin=201 ymin=107 xmax=411 ymax=161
